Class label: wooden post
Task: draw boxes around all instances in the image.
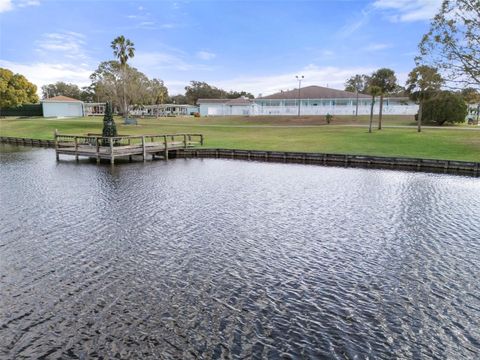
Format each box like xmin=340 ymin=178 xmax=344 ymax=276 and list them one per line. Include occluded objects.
xmin=183 ymin=134 xmax=187 ymax=148
xmin=200 ymin=135 xmax=204 ymax=146
xmin=110 ymin=137 xmax=114 ymax=164
xmin=54 ymin=129 xmax=59 ymax=161
xmin=142 ymin=136 xmax=146 ymax=161
xmin=164 ymin=135 xmax=168 ymax=160
xmin=96 ymin=138 xmax=100 ymax=163
xmin=74 ymin=136 xmax=79 ymax=161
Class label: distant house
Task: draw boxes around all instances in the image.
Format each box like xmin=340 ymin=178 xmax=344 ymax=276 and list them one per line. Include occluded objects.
xmin=197 ymin=86 xmax=418 ymax=116
xmin=198 ymin=97 xmax=254 ymax=116
xmin=128 ymin=104 xmax=199 ymax=117
xmin=42 ymin=96 xmax=84 ymax=117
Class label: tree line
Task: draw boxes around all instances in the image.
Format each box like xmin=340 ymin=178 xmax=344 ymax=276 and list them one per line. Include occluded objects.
xmin=1 ymin=0 xmax=478 ymax=125
xmin=344 ymin=64 xmax=478 ymax=132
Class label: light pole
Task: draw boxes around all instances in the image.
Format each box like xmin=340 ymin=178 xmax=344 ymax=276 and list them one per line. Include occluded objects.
xmin=296 ymin=75 xmax=304 ymax=116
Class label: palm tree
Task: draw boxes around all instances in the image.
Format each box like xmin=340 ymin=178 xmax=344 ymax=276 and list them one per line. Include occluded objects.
xmin=111 ymin=36 xmax=135 ymax=119
xmin=370 ymin=68 xmax=397 ymax=130
xmin=406 ymin=65 xmax=443 ymax=132
xmin=368 ymin=85 xmax=382 ymax=133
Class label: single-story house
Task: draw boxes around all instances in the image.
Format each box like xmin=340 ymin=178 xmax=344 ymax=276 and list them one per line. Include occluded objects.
xmin=129 ymin=104 xmax=200 ymax=117
xmin=42 ymin=96 xmax=84 ymax=117
xmin=198 ymin=86 xmax=419 ymax=116
xmin=198 ymin=97 xmax=254 ymax=116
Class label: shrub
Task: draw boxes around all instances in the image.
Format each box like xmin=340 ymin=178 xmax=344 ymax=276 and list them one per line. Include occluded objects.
xmin=325 ymin=113 xmax=333 ymax=124
xmin=421 ymin=91 xmax=468 ymax=125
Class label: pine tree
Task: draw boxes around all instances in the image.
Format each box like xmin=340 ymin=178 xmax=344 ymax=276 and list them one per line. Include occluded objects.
xmin=102 ymin=102 xmax=117 ymax=145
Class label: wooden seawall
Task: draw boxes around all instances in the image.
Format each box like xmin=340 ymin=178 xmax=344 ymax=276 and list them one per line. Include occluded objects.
xmin=0 ymin=137 xmax=55 ymax=148
xmin=172 ymin=148 xmax=480 ymax=177
xmin=1 ymin=136 xmax=478 ymax=176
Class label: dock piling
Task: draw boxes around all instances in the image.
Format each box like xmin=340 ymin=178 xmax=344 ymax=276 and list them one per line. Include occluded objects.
xmin=164 ymin=135 xmax=169 ymax=160
xmin=74 ymin=136 xmax=79 ymax=161
xmin=54 ymin=129 xmax=59 ymax=161
xmin=96 ymin=138 xmax=100 ymax=163
xmin=110 ymin=138 xmax=114 ymax=164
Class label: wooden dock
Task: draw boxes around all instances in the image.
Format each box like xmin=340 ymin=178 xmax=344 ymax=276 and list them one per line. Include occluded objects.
xmin=54 ymin=131 xmax=203 ymax=164
xmin=1 ymin=135 xmax=478 ymax=176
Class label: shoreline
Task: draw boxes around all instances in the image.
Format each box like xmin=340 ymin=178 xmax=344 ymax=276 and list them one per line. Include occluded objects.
xmin=2 ymin=136 xmax=478 ymax=177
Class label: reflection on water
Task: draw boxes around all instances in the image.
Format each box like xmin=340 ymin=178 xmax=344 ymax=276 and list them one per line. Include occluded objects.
xmin=1 ymin=144 xmax=479 ymax=359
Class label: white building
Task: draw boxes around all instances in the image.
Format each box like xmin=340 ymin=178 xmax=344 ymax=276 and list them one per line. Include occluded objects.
xmin=198 ymin=86 xmax=418 ymax=116
xmin=129 ymin=104 xmax=199 ymax=117
xmin=198 ymin=97 xmax=254 ymax=116
xmin=42 ymin=96 xmax=84 ymax=117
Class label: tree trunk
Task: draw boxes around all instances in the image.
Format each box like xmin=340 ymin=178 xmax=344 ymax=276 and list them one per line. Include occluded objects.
xmin=378 ymin=95 xmax=384 ymax=130
xmin=355 ymin=91 xmax=359 ymax=116
xmin=369 ymin=96 xmax=375 ymax=133
xmin=417 ymin=101 xmax=423 ymax=133
xmin=123 ymin=65 xmax=127 ymax=119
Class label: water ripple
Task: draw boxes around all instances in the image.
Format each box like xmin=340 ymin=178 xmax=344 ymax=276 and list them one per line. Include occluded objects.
xmin=1 ymin=145 xmax=479 ymax=359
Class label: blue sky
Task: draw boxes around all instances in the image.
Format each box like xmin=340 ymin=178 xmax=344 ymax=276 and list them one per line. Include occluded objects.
xmin=0 ymin=0 xmax=442 ymax=96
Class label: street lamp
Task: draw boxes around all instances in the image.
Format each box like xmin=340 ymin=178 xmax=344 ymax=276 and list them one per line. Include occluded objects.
xmin=295 ymin=75 xmax=304 ymax=116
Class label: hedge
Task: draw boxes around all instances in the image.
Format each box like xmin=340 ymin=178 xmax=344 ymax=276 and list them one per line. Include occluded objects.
xmin=0 ymin=104 xmax=43 ymax=117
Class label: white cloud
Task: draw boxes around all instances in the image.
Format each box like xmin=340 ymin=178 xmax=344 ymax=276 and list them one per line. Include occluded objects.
xmin=0 ymin=59 xmax=93 ymax=95
xmin=0 ymin=0 xmax=40 ymax=12
xmin=138 ymin=21 xmax=155 ymax=27
xmin=18 ymin=0 xmax=39 ymax=7
xmin=338 ymin=9 xmax=371 ymax=37
xmin=159 ymin=23 xmax=176 ymax=29
xmin=212 ymin=64 xmax=376 ymax=97
xmin=35 ymin=31 xmax=89 ymax=61
xmin=132 ymin=50 xmax=214 ymax=72
xmin=365 ymin=43 xmax=392 ymax=51
xmin=0 ymin=31 xmax=94 ymax=95
xmin=196 ymin=51 xmax=216 ymax=61
xmin=373 ymin=0 xmax=442 ymax=22
xmin=0 ymin=0 xmax=12 ymax=12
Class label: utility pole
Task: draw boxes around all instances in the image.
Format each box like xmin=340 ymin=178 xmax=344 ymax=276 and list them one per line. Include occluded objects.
xmin=296 ymin=75 xmax=304 ymax=116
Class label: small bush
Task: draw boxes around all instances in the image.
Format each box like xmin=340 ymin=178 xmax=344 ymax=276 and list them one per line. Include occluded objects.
xmin=325 ymin=113 xmax=333 ymax=124
xmin=422 ymin=91 xmax=468 ymax=125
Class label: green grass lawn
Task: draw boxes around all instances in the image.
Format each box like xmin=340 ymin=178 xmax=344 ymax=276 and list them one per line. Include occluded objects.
xmin=1 ymin=115 xmax=479 ymax=161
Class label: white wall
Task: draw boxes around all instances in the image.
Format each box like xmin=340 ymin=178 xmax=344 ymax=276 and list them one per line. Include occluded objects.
xmin=43 ymin=102 xmax=84 ymax=117
xmin=256 ymin=104 xmax=418 ymax=116
xmin=200 ymin=103 xmax=418 ymax=116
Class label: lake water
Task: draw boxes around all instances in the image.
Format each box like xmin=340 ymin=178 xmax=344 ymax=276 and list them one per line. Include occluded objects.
xmin=1 ymin=145 xmax=479 ymax=359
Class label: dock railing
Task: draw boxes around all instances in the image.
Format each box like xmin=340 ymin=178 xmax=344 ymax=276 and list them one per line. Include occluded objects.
xmin=54 ymin=130 xmax=203 ymax=163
